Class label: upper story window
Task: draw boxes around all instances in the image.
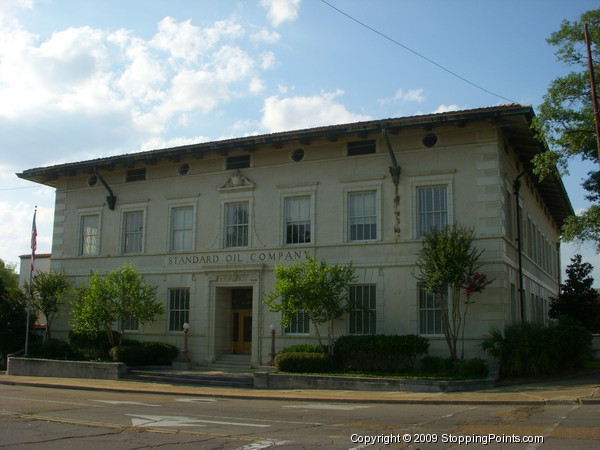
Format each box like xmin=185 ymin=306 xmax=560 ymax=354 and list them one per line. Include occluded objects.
xmin=284 ymin=196 xmax=311 ymax=244
xmin=347 ymin=140 xmax=376 ymax=156
xmin=226 ymin=155 xmax=250 ymax=170
xmin=224 ymin=202 xmax=249 ymax=248
xmin=348 ymin=191 xmax=377 ymax=241
xmin=80 ymin=214 xmax=100 ymax=256
xmin=125 ymin=168 xmax=146 ymax=182
xmin=123 ymin=210 xmax=144 ymax=253
xmin=170 ymin=206 xmax=193 ymax=251
xmin=417 ymin=186 xmax=447 ymax=237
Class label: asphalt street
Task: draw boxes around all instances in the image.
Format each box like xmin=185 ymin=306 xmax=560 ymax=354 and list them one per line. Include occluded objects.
xmin=2 ymin=383 xmax=600 ymax=449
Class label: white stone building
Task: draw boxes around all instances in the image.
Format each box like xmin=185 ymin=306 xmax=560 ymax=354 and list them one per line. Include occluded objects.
xmin=17 ymin=104 xmax=573 ymax=367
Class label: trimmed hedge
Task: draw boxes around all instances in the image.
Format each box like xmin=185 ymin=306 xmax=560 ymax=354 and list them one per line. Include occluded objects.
xmin=28 ymin=338 xmax=81 ymax=360
xmin=275 ymin=352 xmax=339 ymax=373
xmin=109 ymin=345 xmax=150 ymax=366
xmin=109 ymin=340 xmax=179 ymax=366
xmin=278 ymin=344 xmax=324 ymax=354
xmin=334 ymin=334 xmax=429 ymax=372
xmin=421 ymin=357 xmax=489 ymax=379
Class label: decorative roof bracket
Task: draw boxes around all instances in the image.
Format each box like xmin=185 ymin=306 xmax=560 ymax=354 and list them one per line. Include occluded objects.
xmin=93 ymin=167 xmax=117 ymax=210
xmin=381 ymin=124 xmax=401 ymax=187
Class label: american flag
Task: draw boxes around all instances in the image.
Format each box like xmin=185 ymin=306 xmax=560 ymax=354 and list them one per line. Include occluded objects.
xmin=31 ymin=208 xmax=37 ymax=273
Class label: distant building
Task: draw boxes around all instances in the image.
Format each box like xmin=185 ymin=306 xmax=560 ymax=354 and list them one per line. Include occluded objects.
xmin=18 ymin=253 xmax=51 ymax=288
xmin=17 ymin=104 xmax=573 ymax=367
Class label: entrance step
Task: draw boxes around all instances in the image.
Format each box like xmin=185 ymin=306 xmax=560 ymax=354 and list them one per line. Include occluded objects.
xmin=210 ymin=354 xmax=251 ymax=372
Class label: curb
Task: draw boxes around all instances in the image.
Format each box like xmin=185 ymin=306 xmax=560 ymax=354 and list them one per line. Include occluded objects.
xmin=0 ymin=377 xmax=573 ymax=406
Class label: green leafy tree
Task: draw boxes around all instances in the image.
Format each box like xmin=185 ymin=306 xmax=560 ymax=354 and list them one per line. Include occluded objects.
xmin=549 ymin=254 xmax=600 ymax=332
xmin=71 ymin=265 xmax=163 ymax=347
xmin=0 ymin=260 xmax=33 ymax=367
xmin=532 ymin=9 xmax=600 ymax=249
xmin=27 ymin=270 xmax=71 ymax=342
xmin=265 ymin=256 xmax=357 ymax=353
xmin=415 ymin=224 xmax=491 ymax=360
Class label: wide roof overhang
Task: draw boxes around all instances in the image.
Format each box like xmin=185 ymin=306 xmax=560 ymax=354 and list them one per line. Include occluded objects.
xmin=17 ymin=104 xmax=574 ymax=226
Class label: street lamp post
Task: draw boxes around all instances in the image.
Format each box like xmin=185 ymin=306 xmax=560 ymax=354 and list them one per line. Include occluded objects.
xmin=268 ymin=324 xmax=276 ymax=366
xmin=182 ymin=323 xmax=190 ymax=363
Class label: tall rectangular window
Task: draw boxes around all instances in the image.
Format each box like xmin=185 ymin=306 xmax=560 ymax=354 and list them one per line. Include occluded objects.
xmin=80 ymin=214 xmax=99 ymax=255
xmin=348 ymin=191 xmax=377 ymax=241
xmin=417 ymin=186 xmax=447 ymax=237
xmin=170 ymin=206 xmax=193 ymax=251
xmin=123 ymin=211 xmax=144 ymax=253
xmin=285 ymin=197 xmax=311 ymax=244
xmin=121 ymin=314 xmax=139 ymax=331
xmin=348 ymin=285 xmax=376 ymax=335
xmin=225 ymin=203 xmax=248 ymax=248
xmin=419 ymin=286 xmax=445 ymax=335
xmin=169 ymin=288 xmax=190 ymax=332
xmin=284 ymin=311 xmax=310 ymax=334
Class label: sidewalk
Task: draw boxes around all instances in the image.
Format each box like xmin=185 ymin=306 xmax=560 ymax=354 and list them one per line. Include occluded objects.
xmin=1 ymin=370 xmax=599 ymax=406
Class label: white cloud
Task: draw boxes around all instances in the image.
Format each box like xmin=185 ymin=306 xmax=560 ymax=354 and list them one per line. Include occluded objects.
xmin=260 ymin=51 xmax=276 ymax=70
xmin=141 ymin=135 xmax=211 ymax=151
xmin=261 ymin=90 xmax=371 ymax=132
xmin=251 ymin=29 xmax=280 ymax=44
xmin=379 ymin=88 xmax=425 ymax=106
xmin=431 ymin=104 xmax=462 ymax=114
xmin=0 ymin=200 xmax=54 ymax=268
xmin=260 ymin=0 xmax=301 ymax=27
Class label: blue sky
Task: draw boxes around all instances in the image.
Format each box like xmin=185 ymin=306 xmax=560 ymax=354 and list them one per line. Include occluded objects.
xmin=1 ymin=0 xmax=599 ymax=281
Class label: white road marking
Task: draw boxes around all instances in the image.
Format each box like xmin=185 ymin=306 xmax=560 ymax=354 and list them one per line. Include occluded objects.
xmin=236 ymin=439 xmax=293 ymax=449
xmin=175 ymin=398 xmax=217 ymax=403
xmin=91 ymin=400 xmax=160 ymax=407
xmin=127 ymin=414 xmax=271 ymax=428
xmin=282 ymin=403 xmax=372 ymax=411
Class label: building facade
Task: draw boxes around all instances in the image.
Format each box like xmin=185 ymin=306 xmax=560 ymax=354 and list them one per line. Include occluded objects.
xmin=17 ymin=104 xmax=573 ymax=367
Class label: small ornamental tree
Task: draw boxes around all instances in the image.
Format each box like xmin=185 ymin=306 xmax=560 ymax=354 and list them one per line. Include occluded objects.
xmin=415 ymin=224 xmax=492 ymax=360
xmin=265 ymin=256 xmax=357 ymax=353
xmin=549 ymin=254 xmax=600 ymax=332
xmin=71 ymin=265 xmax=163 ymax=346
xmin=27 ymin=270 xmax=71 ymax=342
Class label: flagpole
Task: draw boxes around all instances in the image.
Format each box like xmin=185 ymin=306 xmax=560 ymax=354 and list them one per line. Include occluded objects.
xmin=25 ymin=206 xmax=37 ymax=357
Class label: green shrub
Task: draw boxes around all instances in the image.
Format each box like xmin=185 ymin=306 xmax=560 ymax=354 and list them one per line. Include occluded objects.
xmin=334 ymin=334 xmax=429 ymax=372
xmin=108 ymin=340 xmax=178 ymax=366
xmin=69 ymin=330 xmax=119 ymax=361
xmin=109 ymin=344 xmax=150 ymax=366
xmin=278 ymin=344 xmax=324 ymax=354
xmin=142 ymin=341 xmax=179 ymax=365
xmin=481 ymin=317 xmax=593 ymax=378
xmin=452 ymin=358 xmax=489 ymax=379
xmin=275 ymin=352 xmax=339 ymax=373
xmin=28 ymin=339 xmax=80 ymax=360
xmin=421 ymin=356 xmax=488 ymax=379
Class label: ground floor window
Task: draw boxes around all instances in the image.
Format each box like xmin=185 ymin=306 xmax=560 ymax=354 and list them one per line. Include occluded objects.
xmin=418 ymin=285 xmax=445 ymax=335
xmin=284 ymin=310 xmax=310 ymax=334
xmin=169 ymin=288 xmax=190 ymax=331
xmin=348 ymin=285 xmax=376 ymax=335
xmin=121 ymin=314 xmax=139 ymax=331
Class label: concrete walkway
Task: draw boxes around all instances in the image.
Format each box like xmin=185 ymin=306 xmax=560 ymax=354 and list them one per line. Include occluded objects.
xmin=1 ymin=370 xmax=599 ymax=406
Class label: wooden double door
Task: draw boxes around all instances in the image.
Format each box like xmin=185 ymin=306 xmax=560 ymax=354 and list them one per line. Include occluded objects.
xmin=230 ymin=288 xmax=252 ymax=355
